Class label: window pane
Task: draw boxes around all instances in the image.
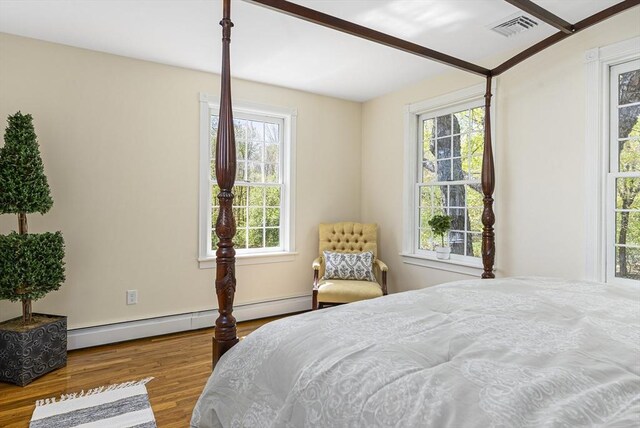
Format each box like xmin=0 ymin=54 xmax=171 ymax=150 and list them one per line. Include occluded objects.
xmin=453 ymin=110 xmax=470 ymax=135
xmin=265 ymin=143 xmax=279 ymax=163
xmin=265 ymin=228 xmax=280 ymax=247
xmin=437 ymin=159 xmax=452 ymax=181
xmin=423 ymin=139 xmax=436 ymax=162
xmin=237 ymin=141 xmax=247 ymax=160
xmin=420 ymin=209 xmax=431 ymax=228
xmin=450 ymin=185 xmax=465 ymax=207
xmin=618 ymin=105 xmax=640 ymax=139
xmin=248 ymin=229 xmax=264 ymax=248
xmin=265 ymin=186 xmax=281 ymax=206
xmin=452 ymin=135 xmax=461 ymax=157
xmin=211 ymin=206 xmax=219 ymax=228
xmin=436 ymin=137 xmax=451 ymax=159
xmin=436 ymin=115 xmax=452 ymax=137
xmin=616 ymin=177 xmax=640 ymax=210
xmin=249 ymin=121 xmax=264 ymax=141
xmin=419 ymin=229 xmax=432 ymax=250
xmin=248 ymin=207 xmax=263 ymax=227
xmin=234 ymin=185 xmax=248 ymax=206
xmin=450 ymin=208 xmax=465 ymax=231
xmin=469 ymin=133 xmax=484 ymax=156
xmin=236 ymin=161 xmax=246 ymax=181
xmin=234 ymin=228 xmax=247 ymax=248
xmin=466 ymin=185 xmax=483 ymax=207
xmin=449 ymin=231 xmax=464 ymax=255
xmin=423 ymin=118 xmax=435 ymax=141
xmin=249 ymin=186 xmax=263 ymax=208
xmin=234 ymin=119 xmax=248 ymax=141
xmin=247 ymin=141 xmax=263 ymax=162
xmin=433 ymin=186 xmax=445 ymax=207
xmin=452 ymin=157 xmax=464 ymax=181
xmin=470 ymin=155 xmax=483 ymax=180
xmin=469 ymin=233 xmax=482 ymax=257
xmin=247 ymin=162 xmax=263 ymax=182
xmin=616 ymin=211 xmax=640 ymax=246
xmin=616 ymin=246 xmax=640 ymax=280
xmin=422 ymin=162 xmax=435 ymax=183
xmin=420 ymin=186 xmax=431 ymax=207
xmin=233 ymin=207 xmax=247 ymax=228
xmin=265 ymin=208 xmax=280 ymax=227
xmin=264 ymin=163 xmax=279 ymax=183
xmin=471 ymin=107 xmax=485 ymax=131
xmin=265 ymin=123 xmax=279 ymax=143
xmin=619 ymin=139 xmax=640 ymax=172
xmin=468 ymin=207 xmax=482 ymax=232
xmin=619 ymin=70 xmax=640 ymax=105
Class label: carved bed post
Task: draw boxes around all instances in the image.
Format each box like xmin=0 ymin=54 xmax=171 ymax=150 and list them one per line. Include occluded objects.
xmin=213 ymin=0 xmax=239 ymax=367
xmin=481 ymin=75 xmax=496 ymax=279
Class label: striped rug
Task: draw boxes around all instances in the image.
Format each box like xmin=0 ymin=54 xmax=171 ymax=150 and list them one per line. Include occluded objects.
xmin=30 ymin=378 xmax=156 ymax=428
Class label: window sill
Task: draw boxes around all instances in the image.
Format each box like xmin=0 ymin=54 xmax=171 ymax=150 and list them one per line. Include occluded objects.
xmin=199 ymin=251 xmax=298 ymax=269
xmin=400 ymin=252 xmax=484 ymax=276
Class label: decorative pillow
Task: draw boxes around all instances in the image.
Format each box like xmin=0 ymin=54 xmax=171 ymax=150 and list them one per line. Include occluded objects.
xmin=322 ymin=251 xmax=375 ymax=282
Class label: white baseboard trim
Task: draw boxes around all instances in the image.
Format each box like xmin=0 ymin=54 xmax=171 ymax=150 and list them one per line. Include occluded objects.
xmin=67 ymin=294 xmax=311 ymax=350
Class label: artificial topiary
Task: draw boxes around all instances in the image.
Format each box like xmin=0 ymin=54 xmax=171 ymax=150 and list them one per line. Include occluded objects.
xmin=428 ymin=214 xmax=452 ymax=248
xmin=0 ymin=112 xmax=65 ymax=324
xmin=0 ymin=112 xmax=53 ymax=214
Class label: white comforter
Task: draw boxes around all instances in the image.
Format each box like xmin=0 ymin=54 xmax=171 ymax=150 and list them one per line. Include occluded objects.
xmin=191 ymin=277 xmax=640 ymax=427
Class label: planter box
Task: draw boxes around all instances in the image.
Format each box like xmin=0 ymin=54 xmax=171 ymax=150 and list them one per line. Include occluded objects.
xmin=0 ymin=314 xmax=67 ymax=386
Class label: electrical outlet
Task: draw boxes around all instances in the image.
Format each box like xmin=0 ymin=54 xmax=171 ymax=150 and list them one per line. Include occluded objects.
xmin=126 ymin=289 xmax=138 ymax=305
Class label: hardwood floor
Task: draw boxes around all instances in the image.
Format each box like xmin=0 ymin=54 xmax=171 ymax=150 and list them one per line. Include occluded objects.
xmin=0 ymin=315 xmax=286 ymax=427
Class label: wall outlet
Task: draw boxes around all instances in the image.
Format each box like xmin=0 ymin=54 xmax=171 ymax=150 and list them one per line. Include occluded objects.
xmin=126 ymin=289 xmax=138 ymax=305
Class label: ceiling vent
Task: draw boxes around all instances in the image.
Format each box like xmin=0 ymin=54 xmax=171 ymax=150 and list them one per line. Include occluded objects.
xmin=490 ymin=14 xmax=538 ymax=37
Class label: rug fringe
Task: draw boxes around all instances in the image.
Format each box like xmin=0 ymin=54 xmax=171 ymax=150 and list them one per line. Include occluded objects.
xmin=35 ymin=377 xmax=154 ymax=407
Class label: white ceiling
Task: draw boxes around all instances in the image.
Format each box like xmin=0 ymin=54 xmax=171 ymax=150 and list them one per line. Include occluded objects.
xmin=0 ymin=0 xmax=625 ymax=101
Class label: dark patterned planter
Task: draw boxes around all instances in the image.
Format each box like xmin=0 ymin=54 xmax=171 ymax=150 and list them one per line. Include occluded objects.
xmin=0 ymin=314 xmax=67 ymax=386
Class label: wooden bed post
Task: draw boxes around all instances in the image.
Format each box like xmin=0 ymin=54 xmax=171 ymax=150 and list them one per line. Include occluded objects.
xmin=213 ymin=0 xmax=239 ymax=367
xmin=481 ymin=75 xmax=496 ymax=279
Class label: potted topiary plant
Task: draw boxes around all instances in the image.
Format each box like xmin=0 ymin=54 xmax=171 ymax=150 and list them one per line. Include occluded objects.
xmin=428 ymin=214 xmax=452 ymax=260
xmin=0 ymin=111 xmax=66 ymax=386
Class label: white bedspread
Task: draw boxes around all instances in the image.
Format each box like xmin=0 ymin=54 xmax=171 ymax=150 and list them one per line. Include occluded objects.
xmin=191 ymin=277 xmax=640 ymax=427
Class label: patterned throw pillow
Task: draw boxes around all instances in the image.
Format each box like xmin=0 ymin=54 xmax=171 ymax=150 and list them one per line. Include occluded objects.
xmin=323 ymin=251 xmax=375 ymax=281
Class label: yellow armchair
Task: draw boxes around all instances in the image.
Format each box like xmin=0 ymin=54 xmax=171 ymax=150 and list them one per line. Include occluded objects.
xmin=312 ymin=222 xmax=388 ymax=310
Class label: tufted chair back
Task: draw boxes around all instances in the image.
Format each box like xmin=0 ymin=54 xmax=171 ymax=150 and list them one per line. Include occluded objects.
xmin=318 ymin=222 xmax=377 ymax=279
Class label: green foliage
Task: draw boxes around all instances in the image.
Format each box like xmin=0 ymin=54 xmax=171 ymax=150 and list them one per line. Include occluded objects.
xmin=428 ymin=214 xmax=452 ymax=247
xmin=0 ymin=112 xmax=53 ymax=214
xmin=0 ymin=232 xmax=65 ymax=302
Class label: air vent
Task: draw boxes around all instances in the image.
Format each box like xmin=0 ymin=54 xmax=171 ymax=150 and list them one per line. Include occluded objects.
xmin=490 ymin=14 xmax=538 ymax=37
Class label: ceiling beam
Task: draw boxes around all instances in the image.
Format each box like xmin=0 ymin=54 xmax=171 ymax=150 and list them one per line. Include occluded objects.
xmin=503 ymin=0 xmax=573 ymax=34
xmin=492 ymin=0 xmax=640 ymax=76
xmin=243 ymin=0 xmax=491 ymax=77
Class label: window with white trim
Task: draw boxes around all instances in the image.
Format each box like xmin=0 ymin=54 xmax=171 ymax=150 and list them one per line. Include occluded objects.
xmin=401 ymin=83 xmax=494 ymax=274
xmin=198 ymin=95 xmax=296 ymax=267
xmin=418 ymin=104 xmax=485 ymax=259
xmin=607 ymin=60 xmax=640 ymax=284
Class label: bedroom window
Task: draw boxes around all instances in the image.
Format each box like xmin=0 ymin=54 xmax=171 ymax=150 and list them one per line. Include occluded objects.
xmin=586 ymin=38 xmax=639 ymax=286
xmin=401 ymin=83 xmax=495 ymax=274
xmin=198 ymin=94 xmax=297 ymax=268
xmin=607 ymin=60 xmax=640 ymax=284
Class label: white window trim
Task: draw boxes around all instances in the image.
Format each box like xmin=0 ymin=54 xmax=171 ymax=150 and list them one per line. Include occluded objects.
xmin=198 ymin=93 xmax=297 ymax=269
xmin=585 ymin=37 xmax=640 ymax=284
xmin=400 ymin=82 xmax=497 ymax=276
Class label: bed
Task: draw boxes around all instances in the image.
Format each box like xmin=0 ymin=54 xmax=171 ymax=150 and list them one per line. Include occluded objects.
xmin=198 ymin=1 xmax=640 ymax=426
xmin=192 ymin=277 xmax=639 ymax=427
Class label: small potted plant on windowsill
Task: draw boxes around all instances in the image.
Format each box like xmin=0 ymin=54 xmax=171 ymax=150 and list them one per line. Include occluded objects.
xmin=0 ymin=112 xmax=66 ymax=386
xmin=428 ymin=214 xmax=452 ymax=260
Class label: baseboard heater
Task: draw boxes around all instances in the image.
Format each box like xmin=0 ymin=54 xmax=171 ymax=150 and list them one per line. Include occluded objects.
xmin=67 ymin=294 xmax=311 ymax=350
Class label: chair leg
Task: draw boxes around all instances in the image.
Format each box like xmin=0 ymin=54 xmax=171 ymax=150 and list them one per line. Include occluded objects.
xmin=312 ymin=289 xmax=318 ymax=310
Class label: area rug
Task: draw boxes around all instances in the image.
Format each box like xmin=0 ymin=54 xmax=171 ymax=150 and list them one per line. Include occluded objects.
xmin=30 ymin=377 xmax=156 ymax=428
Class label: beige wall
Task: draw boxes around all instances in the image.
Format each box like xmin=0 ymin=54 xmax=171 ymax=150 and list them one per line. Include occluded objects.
xmin=361 ymin=10 xmax=640 ymax=293
xmin=0 ymin=33 xmax=362 ymax=328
